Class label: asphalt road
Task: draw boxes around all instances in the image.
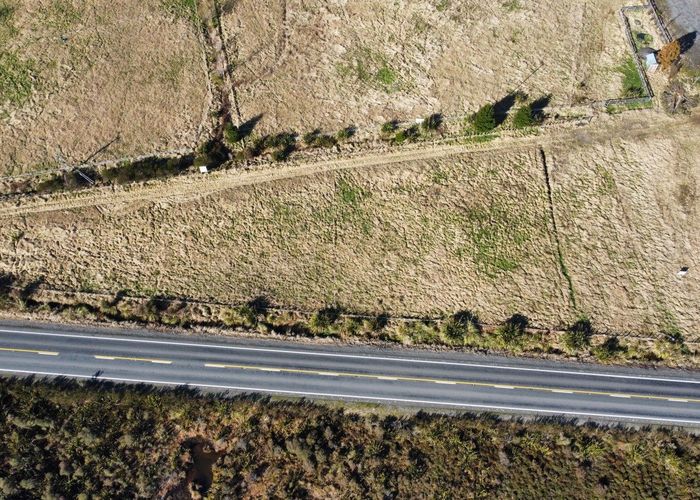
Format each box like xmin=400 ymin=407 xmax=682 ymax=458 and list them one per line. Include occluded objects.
xmin=3 ymin=320 xmax=700 ymax=426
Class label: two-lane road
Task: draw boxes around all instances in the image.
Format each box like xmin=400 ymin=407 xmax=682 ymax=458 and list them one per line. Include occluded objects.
xmin=2 ymin=320 xmax=700 ymax=425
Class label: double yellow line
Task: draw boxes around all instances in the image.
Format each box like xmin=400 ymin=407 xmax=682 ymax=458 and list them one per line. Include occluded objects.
xmin=204 ymin=363 xmax=699 ymax=404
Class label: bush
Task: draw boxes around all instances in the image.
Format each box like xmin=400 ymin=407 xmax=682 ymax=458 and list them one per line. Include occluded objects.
xmin=512 ymin=103 xmax=535 ymax=129
xmin=220 ymin=305 xmax=257 ymax=329
xmin=393 ymin=125 xmax=419 ymax=145
xmin=102 ymin=155 xmax=194 ymax=184
xmin=336 ymin=126 xmax=355 ymax=141
xmin=309 ymin=307 xmax=341 ymax=334
xmin=471 ymin=104 xmax=496 ymax=133
xmin=223 ymin=122 xmax=242 ymax=145
xmin=302 ymin=130 xmax=320 ymax=146
xmin=495 ymin=314 xmax=528 ymax=345
xmin=563 ymin=317 xmax=592 ymax=352
xmin=421 ymin=113 xmax=442 ymax=132
xmin=381 ymin=120 xmax=398 ymax=135
xmin=593 ymin=336 xmax=625 ymax=361
xmin=440 ymin=311 xmax=481 ymax=345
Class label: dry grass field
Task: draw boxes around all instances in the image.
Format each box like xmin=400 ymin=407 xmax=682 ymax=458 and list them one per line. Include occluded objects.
xmin=550 ymin=122 xmax=700 ymax=336
xmin=0 ymin=146 xmax=572 ymax=327
xmin=1 ymin=116 xmax=698 ymax=338
xmin=0 ymin=0 xmax=209 ymax=176
xmin=222 ymin=0 xmax=630 ymax=135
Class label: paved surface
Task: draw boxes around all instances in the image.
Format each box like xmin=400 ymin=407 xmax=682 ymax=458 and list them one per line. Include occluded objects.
xmin=3 ymin=320 xmax=700 ymax=426
xmin=659 ymin=0 xmax=700 ymax=66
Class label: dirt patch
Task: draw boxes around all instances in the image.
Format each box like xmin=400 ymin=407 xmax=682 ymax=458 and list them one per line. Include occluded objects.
xmin=0 ymin=0 xmax=210 ymax=176
xmin=165 ymin=438 xmax=223 ymax=499
xmin=221 ymin=0 xmax=629 ymax=136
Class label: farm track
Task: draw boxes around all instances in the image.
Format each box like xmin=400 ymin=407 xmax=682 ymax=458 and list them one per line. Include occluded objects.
xmin=0 ymin=115 xmax=688 ymax=219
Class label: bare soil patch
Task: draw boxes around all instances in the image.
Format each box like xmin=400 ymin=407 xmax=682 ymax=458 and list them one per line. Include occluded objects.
xmin=0 ymin=0 xmax=210 ymax=176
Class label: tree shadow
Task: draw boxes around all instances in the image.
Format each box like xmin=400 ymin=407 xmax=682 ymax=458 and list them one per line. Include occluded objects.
xmin=678 ymin=31 xmax=697 ymax=55
xmin=493 ymin=93 xmax=516 ymax=126
xmin=504 ymin=313 xmax=529 ymax=331
xmin=531 ymin=94 xmax=552 ymax=121
xmin=238 ymin=114 xmax=263 ymax=140
xmin=248 ymin=296 xmax=270 ymax=315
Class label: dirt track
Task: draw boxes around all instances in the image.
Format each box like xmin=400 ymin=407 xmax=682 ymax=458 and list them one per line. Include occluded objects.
xmin=0 ymin=111 xmax=686 ymax=219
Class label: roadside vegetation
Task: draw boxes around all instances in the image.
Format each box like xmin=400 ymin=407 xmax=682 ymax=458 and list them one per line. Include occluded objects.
xmin=1 ymin=377 xmax=700 ymax=498
xmin=0 ymin=273 xmax=695 ymax=368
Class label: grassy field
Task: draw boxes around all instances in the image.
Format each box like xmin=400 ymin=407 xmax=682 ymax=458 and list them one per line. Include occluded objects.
xmin=0 ymin=146 xmax=571 ymax=328
xmin=2 ymin=377 xmax=700 ymax=498
xmin=222 ymin=0 xmax=630 ymax=136
xmin=0 ymin=0 xmax=209 ymax=176
xmin=0 ymin=118 xmax=698 ymax=340
xmin=550 ymin=123 xmax=700 ymax=337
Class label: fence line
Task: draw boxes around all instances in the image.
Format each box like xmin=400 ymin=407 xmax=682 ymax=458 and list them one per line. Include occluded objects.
xmin=648 ymin=0 xmax=673 ymax=44
xmin=619 ymin=7 xmax=655 ymax=100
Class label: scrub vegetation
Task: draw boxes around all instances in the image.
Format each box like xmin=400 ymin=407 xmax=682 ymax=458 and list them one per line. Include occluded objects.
xmin=1 ymin=377 xmax=700 ymax=498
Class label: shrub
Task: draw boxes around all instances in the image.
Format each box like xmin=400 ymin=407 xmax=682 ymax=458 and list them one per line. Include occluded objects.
xmin=102 ymin=155 xmax=194 ymax=184
xmin=314 ymin=134 xmax=337 ymax=148
xmin=495 ymin=314 xmax=528 ymax=345
xmin=220 ymin=305 xmax=257 ymax=329
xmin=421 ymin=113 xmax=442 ymax=132
xmin=35 ymin=175 xmax=65 ymax=194
xmin=512 ymin=103 xmax=535 ymax=128
xmin=223 ymin=122 xmax=242 ymax=145
xmin=381 ymin=120 xmax=398 ymax=135
xmin=471 ymin=103 xmax=496 ymax=133
xmin=302 ymin=130 xmax=320 ymax=146
xmin=336 ymin=126 xmax=355 ymax=141
xmin=563 ymin=317 xmax=592 ymax=352
xmin=309 ymin=307 xmax=341 ymax=334
xmin=593 ymin=336 xmax=625 ymax=361
xmin=440 ymin=311 xmax=481 ymax=345
xmin=393 ymin=125 xmax=419 ymax=145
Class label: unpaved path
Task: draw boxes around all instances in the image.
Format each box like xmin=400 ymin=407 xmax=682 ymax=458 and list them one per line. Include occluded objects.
xmin=0 ymin=112 xmax=687 ymax=218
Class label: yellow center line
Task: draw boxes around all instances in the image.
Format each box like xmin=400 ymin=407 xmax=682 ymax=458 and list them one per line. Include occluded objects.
xmin=0 ymin=347 xmax=59 ymax=356
xmin=204 ymin=362 xmax=700 ymax=404
xmin=95 ymin=355 xmax=172 ymax=365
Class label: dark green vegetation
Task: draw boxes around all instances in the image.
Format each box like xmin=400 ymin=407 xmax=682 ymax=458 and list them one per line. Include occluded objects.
xmin=470 ymin=103 xmax=497 ymax=133
xmin=512 ymin=102 xmax=536 ymax=128
xmin=1 ymin=377 xmax=700 ymax=498
xmin=619 ymin=57 xmax=646 ymax=98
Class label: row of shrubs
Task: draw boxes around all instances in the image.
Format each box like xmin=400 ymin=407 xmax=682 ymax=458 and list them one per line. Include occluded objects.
xmin=0 ymin=273 xmax=689 ymax=364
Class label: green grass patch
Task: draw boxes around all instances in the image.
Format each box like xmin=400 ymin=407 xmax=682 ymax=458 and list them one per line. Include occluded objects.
xmin=605 ymin=99 xmax=653 ymax=114
xmin=0 ymin=51 xmax=36 ymax=107
xmin=160 ymin=0 xmax=198 ymax=25
xmin=618 ymin=57 xmax=646 ymax=98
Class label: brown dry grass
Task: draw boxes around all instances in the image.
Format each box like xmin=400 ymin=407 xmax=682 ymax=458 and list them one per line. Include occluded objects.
xmin=1 ymin=114 xmax=698 ymax=339
xmin=0 ymin=0 xmax=209 ymax=176
xmin=222 ymin=0 xmax=630 ymax=135
xmin=0 ymin=146 xmax=570 ymax=326
xmin=550 ymin=122 xmax=700 ymax=337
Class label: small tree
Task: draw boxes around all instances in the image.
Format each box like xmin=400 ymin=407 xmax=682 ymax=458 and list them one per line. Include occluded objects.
xmin=471 ymin=104 xmax=496 ymax=133
xmin=421 ymin=113 xmax=442 ymax=132
xmin=381 ymin=120 xmax=397 ymax=134
xmin=223 ymin=122 xmax=242 ymax=145
xmin=512 ymin=103 xmax=535 ymax=129
xmin=563 ymin=317 xmax=592 ymax=352
xmin=658 ymin=39 xmax=681 ymax=72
